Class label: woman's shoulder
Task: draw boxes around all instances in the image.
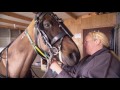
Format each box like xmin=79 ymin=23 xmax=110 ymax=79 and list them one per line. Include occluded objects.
xmin=92 ymin=51 xmax=111 ymax=65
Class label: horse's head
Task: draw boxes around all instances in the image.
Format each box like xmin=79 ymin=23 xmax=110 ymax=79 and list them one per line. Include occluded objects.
xmin=35 ymin=12 xmax=80 ymax=66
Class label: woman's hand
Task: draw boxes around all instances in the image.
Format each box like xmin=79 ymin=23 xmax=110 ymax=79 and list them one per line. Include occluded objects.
xmin=50 ymin=58 xmax=62 ymax=74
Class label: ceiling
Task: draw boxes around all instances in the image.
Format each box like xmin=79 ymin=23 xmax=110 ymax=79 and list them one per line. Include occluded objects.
xmin=0 ymin=12 xmax=95 ymax=30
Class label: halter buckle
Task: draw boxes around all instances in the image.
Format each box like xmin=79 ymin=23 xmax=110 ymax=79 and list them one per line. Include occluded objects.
xmin=50 ymin=47 xmax=59 ymax=55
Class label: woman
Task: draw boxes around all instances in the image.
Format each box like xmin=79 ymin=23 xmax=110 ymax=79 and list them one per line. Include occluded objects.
xmin=49 ymin=31 xmax=120 ymax=78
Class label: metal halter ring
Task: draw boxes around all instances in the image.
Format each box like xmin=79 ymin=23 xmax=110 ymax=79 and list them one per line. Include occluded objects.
xmin=50 ymin=47 xmax=59 ymax=55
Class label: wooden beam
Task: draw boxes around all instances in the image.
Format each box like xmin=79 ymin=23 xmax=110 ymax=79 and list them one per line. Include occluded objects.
xmin=0 ymin=18 xmax=29 ymax=27
xmin=81 ymin=12 xmax=97 ymax=18
xmin=0 ymin=25 xmax=25 ymax=30
xmin=0 ymin=12 xmax=33 ymax=21
xmin=65 ymin=12 xmax=78 ymax=19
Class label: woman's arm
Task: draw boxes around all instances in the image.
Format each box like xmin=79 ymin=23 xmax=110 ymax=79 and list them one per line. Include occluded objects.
xmin=50 ymin=58 xmax=80 ymax=78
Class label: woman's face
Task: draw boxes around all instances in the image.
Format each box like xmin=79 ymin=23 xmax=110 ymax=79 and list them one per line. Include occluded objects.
xmin=84 ymin=35 xmax=96 ymax=55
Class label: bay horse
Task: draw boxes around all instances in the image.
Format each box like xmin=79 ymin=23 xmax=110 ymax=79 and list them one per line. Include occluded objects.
xmin=0 ymin=12 xmax=80 ymax=78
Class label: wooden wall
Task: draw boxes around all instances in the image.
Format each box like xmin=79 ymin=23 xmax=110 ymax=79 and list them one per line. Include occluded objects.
xmin=64 ymin=13 xmax=116 ymax=59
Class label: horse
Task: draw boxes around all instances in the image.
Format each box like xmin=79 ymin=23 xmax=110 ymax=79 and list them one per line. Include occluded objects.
xmin=0 ymin=12 xmax=80 ymax=78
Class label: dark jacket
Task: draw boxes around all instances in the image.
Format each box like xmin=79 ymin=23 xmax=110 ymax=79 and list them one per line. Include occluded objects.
xmin=45 ymin=48 xmax=120 ymax=78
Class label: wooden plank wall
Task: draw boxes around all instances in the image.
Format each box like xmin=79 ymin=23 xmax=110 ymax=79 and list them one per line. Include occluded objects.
xmin=64 ymin=13 xmax=116 ymax=59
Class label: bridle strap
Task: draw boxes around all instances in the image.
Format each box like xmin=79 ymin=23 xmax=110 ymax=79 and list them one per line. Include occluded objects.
xmin=24 ymin=30 xmax=37 ymax=53
xmin=24 ymin=29 xmax=49 ymax=59
xmin=51 ymin=32 xmax=66 ymax=45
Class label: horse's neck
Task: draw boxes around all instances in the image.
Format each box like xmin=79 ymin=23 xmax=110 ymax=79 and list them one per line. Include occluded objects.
xmin=0 ymin=20 xmax=37 ymax=78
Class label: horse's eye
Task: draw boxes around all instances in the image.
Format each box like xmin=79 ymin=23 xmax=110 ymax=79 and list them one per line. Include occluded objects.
xmin=43 ymin=21 xmax=52 ymax=29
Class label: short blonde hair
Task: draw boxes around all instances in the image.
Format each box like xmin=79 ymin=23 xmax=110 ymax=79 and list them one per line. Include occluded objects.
xmin=88 ymin=31 xmax=109 ymax=47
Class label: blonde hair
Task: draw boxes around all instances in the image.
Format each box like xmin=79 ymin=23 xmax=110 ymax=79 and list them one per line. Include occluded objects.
xmin=88 ymin=31 xmax=109 ymax=47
